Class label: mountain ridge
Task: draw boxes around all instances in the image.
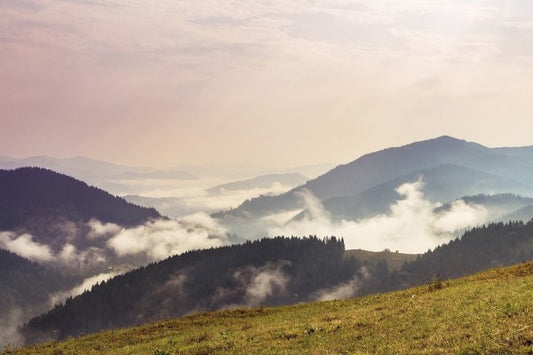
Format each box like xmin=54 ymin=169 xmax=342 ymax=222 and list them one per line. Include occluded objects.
xmin=0 ymin=167 xmax=160 ymax=233
xmin=215 ymin=136 xmax=533 ymax=227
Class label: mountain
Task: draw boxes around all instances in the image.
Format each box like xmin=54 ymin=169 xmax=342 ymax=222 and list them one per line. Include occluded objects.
xmin=207 ymin=173 xmax=308 ymax=194
xmin=391 ymin=221 xmax=533 ymax=291
xmin=0 ymin=168 xmax=165 ymax=347
xmin=122 ymin=195 xmax=191 ymax=217
xmin=14 ymin=261 xmax=533 ymax=354
xmin=21 ymin=220 xmax=533 ymax=344
xmin=122 ymin=173 xmax=309 ymax=219
xmin=215 ymin=136 xmax=533 ymax=227
xmin=320 ymin=166 xmax=530 ymax=222
xmin=497 ymin=205 xmax=533 ymax=223
xmin=172 ymin=163 xmax=334 ymax=180
xmin=111 ymin=170 xmax=197 ymax=180
xmin=0 ymin=156 xmax=150 ymax=181
xmin=0 ymin=156 xmax=198 ymax=195
xmin=0 ymin=167 xmax=160 ymax=233
xmin=0 ymin=167 xmax=164 ymax=268
xmin=304 ymin=136 xmax=490 ymax=201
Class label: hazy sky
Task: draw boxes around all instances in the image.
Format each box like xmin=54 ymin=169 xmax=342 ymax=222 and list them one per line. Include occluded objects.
xmin=2 ymin=0 xmax=533 ymax=168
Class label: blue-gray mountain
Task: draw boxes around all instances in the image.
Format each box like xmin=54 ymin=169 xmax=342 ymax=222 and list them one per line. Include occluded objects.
xmin=215 ymin=136 xmax=533 ymax=224
xmin=0 ymin=156 xmax=197 ymax=194
xmin=207 ymin=173 xmax=308 ymax=194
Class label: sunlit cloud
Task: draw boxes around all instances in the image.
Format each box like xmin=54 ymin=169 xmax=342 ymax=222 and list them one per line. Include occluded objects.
xmin=0 ymin=232 xmax=54 ymax=262
xmin=49 ymin=271 xmax=120 ymax=307
xmin=106 ymin=214 xmax=228 ymax=261
xmin=267 ymin=179 xmax=489 ymax=253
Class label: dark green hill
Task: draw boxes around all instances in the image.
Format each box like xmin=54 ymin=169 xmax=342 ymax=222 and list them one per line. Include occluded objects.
xmin=398 ymin=221 xmax=533 ymax=284
xmin=0 ymin=249 xmax=72 ymax=314
xmin=0 ymin=167 xmax=160 ymax=233
xmin=0 ymin=249 xmax=76 ymax=338
xmin=22 ymin=237 xmax=360 ymax=344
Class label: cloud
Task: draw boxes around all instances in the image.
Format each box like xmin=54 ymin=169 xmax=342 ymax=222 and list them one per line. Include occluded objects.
xmin=261 ymin=209 xmax=303 ymax=226
xmin=106 ymin=214 xmax=228 ymax=261
xmin=57 ymin=243 xmax=107 ymax=268
xmin=87 ymin=218 xmax=121 ymax=239
xmin=237 ymin=260 xmax=291 ymax=307
xmin=1 ymin=212 xmax=229 ymax=267
xmin=0 ymin=308 xmax=24 ymax=349
xmin=0 ymin=230 xmax=108 ymax=267
xmin=268 ymin=179 xmax=489 ymax=253
xmin=0 ymin=232 xmax=54 ymax=262
xmin=114 ymin=176 xmax=298 ymax=218
xmin=49 ymin=271 xmax=120 ymax=307
xmin=310 ymin=267 xmax=369 ymax=301
xmin=211 ymin=260 xmax=291 ymax=308
xmin=5 ymin=1 xmax=533 ymax=167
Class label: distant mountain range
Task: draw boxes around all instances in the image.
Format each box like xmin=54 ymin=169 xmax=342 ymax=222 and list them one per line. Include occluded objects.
xmin=123 ymin=173 xmax=309 ymax=218
xmin=207 ymin=173 xmax=308 ymax=194
xmin=0 ymin=156 xmax=152 ymax=181
xmin=215 ymin=136 xmax=533 ymax=230
xmin=0 ymin=156 xmax=199 ymax=195
xmin=171 ymin=162 xmax=333 ymax=181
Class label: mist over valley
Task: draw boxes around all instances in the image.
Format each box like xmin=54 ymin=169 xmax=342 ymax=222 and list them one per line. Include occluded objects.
xmin=2 ymin=136 xmax=533 ymax=349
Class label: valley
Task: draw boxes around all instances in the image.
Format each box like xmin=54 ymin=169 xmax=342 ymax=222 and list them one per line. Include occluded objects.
xmin=2 ymin=136 xmax=533 ymax=352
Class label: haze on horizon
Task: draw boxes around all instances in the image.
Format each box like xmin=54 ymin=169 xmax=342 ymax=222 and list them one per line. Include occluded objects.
xmin=3 ymin=0 xmax=533 ymax=168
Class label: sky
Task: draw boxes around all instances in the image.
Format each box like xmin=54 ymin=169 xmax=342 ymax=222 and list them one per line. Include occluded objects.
xmin=3 ymin=0 xmax=533 ymax=168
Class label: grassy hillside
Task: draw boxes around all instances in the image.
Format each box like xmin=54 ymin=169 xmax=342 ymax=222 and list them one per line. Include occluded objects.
xmin=9 ymin=261 xmax=532 ymax=354
xmin=344 ymin=248 xmax=418 ymax=271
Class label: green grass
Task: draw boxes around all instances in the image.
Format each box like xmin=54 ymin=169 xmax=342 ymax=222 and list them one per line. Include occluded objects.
xmin=344 ymin=248 xmax=419 ymax=271
xmin=7 ymin=262 xmax=533 ymax=355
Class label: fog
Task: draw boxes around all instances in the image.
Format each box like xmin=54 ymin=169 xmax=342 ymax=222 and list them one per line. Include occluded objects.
xmin=106 ymin=213 xmax=229 ymax=261
xmin=0 ymin=232 xmax=54 ymax=262
xmin=212 ymin=260 xmax=291 ymax=309
xmin=49 ymin=271 xmax=120 ymax=307
xmin=0 ymin=231 xmax=108 ymax=268
xmin=0 ymin=308 xmax=24 ymax=350
xmin=267 ymin=179 xmax=489 ymax=253
xmin=0 ymin=212 xmax=230 ymax=271
xmin=111 ymin=176 xmax=300 ymax=218
xmin=310 ymin=267 xmax=369 ymax=301
xmin=238 ymin=260 xmax=291 ymax=307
